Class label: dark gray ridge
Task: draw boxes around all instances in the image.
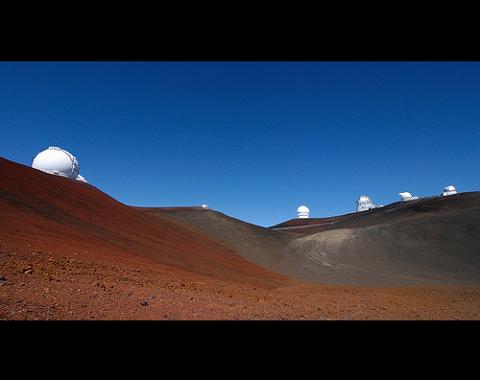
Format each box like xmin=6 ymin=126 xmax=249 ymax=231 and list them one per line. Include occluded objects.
xmin=138 ymin=192 xmax=480 ymax=287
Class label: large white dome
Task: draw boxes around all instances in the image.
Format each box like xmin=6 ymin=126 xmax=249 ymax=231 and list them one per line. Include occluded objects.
xmin=32 ymin=146 xmax=81 ymax=180
xmin=297 ymin=205 xmax=310 ymax=218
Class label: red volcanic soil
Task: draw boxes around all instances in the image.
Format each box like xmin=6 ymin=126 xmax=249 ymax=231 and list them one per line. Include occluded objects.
xmin=0 ymin=157 xmax=285 ymax=286
xmin=1 ymin=156 xmax=480 ymax=320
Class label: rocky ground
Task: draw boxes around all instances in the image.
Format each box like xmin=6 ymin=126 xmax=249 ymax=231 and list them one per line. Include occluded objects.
xmin=2 ymin=246 xmax=480 ymax=320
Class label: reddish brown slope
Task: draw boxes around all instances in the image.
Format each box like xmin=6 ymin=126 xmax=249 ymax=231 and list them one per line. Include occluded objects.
xmin=0 ymin=157 xmax=287 ymax=286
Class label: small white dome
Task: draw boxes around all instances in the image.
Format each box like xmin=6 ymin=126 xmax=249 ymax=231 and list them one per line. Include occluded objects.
xmin=32 ymin=146 xmax=80 ymax=180
xmin=297 ymin=205 xmax=309 ymax=213
xmin=442 ymin=185 xmax=457 ymax=196
xmin=297 ymin=205 xmax=310 ymax=218
xmin=399 ymin=191 xmax=412 ymax=198
xmin=399 ymin=191 xmax=419 ymax=201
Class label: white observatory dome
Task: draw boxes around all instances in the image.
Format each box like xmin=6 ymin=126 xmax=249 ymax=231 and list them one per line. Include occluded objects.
xmin=356 ymin=195 xmax=374 ymax=212
xmin=399 ymin=192 xmax=412 ymax=201
xmin=442 ymin=185 xmax=457 ymax=196
xmin=32 ymin=146 xmax=86 ymax=182
xmin=399 ymin=192 xmax=419 ymax=201
xmin=358 ymin=195 xmax=371 ymax=203
xmin=297 ymin=205 xmax=310 ymax=219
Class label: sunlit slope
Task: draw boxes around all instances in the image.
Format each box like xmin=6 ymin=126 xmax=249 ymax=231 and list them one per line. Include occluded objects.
xmin=0 ymin=157 xmax=287 ymax=286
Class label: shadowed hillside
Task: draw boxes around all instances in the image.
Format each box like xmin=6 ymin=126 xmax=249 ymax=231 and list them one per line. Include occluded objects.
xmin=139 ymin=207 xmax=299 ymax=279
xmin=142 ymin=194 xmax=480 ymax=286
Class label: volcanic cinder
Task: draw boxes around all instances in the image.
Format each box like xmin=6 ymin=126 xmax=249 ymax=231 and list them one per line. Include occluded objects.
xmin=1 ymin=156 xmax=480 ymax=320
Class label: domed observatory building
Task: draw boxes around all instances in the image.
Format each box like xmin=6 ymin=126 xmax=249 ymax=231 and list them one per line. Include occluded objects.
xmin=32 ymin=146 xmax=88 ymax=183
xmin=399 ymin=192 xmax=419 ymax=201
xmin=356 ymin=195 xmax=374 ymax=212
xmin=297 ymin=205 xmax=310 ymax=219
xmin=442 ymin=185 xmax=457 ymax=196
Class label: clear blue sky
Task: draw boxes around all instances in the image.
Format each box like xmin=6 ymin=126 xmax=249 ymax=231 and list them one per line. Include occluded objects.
xmin=1 ymin=62 xmax=479 ymax=226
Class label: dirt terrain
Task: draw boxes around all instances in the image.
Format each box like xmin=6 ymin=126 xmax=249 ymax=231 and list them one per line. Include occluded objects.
xmin=1 ymin=156 xmax=480 ymax=319
xmin=143 ymin=194 xmax=480 ymax=286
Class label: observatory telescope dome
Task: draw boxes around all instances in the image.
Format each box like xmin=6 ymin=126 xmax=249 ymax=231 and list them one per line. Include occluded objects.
xmin=356 ymin=195 xmax=374 ymax=212
xmin=297 ymin=205 xmax=310 ymax=219
xmin=442 ymin=185 xmax=457 ymax=196
xmin=358 ymin=195 xmax=371 ymax=203
xmin=32 ymin=146 xmax=86 ymax=182
xmin=399 ymin=192 xmax=419 ymax=201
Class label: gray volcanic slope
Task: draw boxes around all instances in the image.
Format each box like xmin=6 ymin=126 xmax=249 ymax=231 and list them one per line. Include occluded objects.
xmin=138 ymin=207 xmax=298 ymax=277
xmin=139 ymin=193 xmax=480 ymax=286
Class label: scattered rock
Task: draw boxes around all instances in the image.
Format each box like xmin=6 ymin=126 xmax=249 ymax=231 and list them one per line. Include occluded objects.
xmin=93 ymin=282 xmax=100 ymax=286
xmin=140 ymin=301 xmax=149 ymax=307
xmin=0 ymin=276 xmax=6 ymax=282
xmin=23 ymin=269 xmax=33 ymax=275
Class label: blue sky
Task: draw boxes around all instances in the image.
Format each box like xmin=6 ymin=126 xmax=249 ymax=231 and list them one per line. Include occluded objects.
xmin=1 ymin=62 xmax=479 ymax=226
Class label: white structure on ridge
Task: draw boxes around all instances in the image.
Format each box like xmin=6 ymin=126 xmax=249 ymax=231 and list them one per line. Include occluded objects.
xmin=76 ymin=174 xmax=88 ymax=183
xmin=442 ymin=185 xmax=457 ymax=196
xmin=32 ymin=146 xmax=88 ymax=183
xmin=297 ymin=205 xmax=310 ymax=219
xmin=399 ymin=192 xmax=419 ymax=201
xmin=200 ymin=204 xmax=209 ymax=209
xmin=356 ymin=195 xmax=376 ymax=212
